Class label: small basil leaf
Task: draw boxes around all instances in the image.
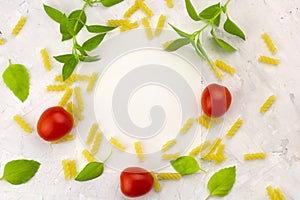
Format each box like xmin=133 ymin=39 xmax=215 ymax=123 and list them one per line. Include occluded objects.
xmin=164 ymin=38 xmax=191 ymax=51
xmin=2 ymin=61 xmax=30 ymax=102
xmin=207 ymin=166 xmax=236 ymax=197
xmin=54 ymin=54 xmax=74 ymax=63
xmin=86 ymin=25 xmax=117 ymax=33
xmin=75 ymin=162 xmax=104 ymax=182
xmin=214 ymin=14 xmax=221 ymax=27
xmin=82 ymin=34 xmax=106 ymax=51
xmin=168 ymin=24 xmax=192 ymax=38
xmin=223 ymin=18 xmax=245 ymax=40
xmin=75 ymin=44 xmax=88 ymax=56
xmin=43 ymin=4 xmax=67 ymax=24
xmin=60 ymin=19 xmax=73 ymax=41
xmin=67 ymin=10 xmax=87 ymax=36
xmin=211 ymin=29 xmax=236 ymax=51
xmin=171 ymin=156 xmax=203 ymax=175
xmin=184 ymin=0 xmax=201 ymax=21
xmin=1 ymin=159 xmax=40 ymax=185
xmin=79 ymin=55 xmax=101 ymax=62
xmin=101 ymin=0 xmax=124 ymax=7
xmin=62 ymin=55 xmax=78 ymax=80
xmin=199 ymin=3 xmax=221 ymax=21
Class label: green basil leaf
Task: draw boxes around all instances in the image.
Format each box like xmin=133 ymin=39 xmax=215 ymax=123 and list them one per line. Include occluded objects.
xmin=79 ymin=55 xmax=101 ymax=62
xmin=214 ymin=14 xmax=221 ymax=27
xmin=86 ymin=25 xmax=117 ymax=33
xmin=184 ymin=0 xmax=201 ymax=21
xmin=101 ymin=0 xmax=124 ymax=7
xmin=75 ymin=162 xmax=104 ymax=182
xmin=164 ymin=38 xmax=191 ymax=51
xmin=75 ymin=44 xmax=88 ymax=56
xmin=0 ymin=159 xmax=40 ymax=185
xmin=82 ymin=34 xmax=106 ymax=51
xmin=168 ymin=24 xmax=192 ymax=38
xmin=2 ymin=61 xmax=30 ymax=102
xmin=66 ymin=10 xmax=87 ymax=36
xmin=211 ymin=29 xmax=236 ymax=51
xmin=171 ymin=156 xmax=203 ymax=175
xmin=43 ymin=4 xmax=67 ymax=24
xmin=223 ymin=18 xmax=245 ymax=40
xmin=54 ymin=54 xmax=74 ymax=63
xmin=199 ymin=3 xmax=221 ymax=21
xmin=207 ymin=166 xmax=236 ymax=197
xmin=62 ymin=55 xmax=78 ymax=80
xmin=60 ymin=19 xmax=73 ymax=41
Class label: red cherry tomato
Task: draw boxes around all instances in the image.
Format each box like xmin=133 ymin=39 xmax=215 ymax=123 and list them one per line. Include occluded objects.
xmin=37 ymin=106 xmax=74 ymax=142
xmin=120 ymin=167 xmax=154 ymax=198
xmin=201 ymin=83 xmax=232 ymax=118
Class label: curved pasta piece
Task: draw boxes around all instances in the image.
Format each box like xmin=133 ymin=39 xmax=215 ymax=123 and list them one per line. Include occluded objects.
xmin=13 ymin=114 xmax=33 ymax=134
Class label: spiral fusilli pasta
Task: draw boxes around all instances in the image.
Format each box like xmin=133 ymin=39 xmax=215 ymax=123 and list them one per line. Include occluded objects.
xmin=189 ymin=141 xmax=211 ymax=157
xmin=244 ymin=152 xmax=266 ymax=160
xmin=226 ymin=118 xmax=243 ymax=139
xmin=51 ymin=134 xmax=74 ymax=144
xmin=55 ymin=74 xmax=78 ymax=85
xmin=266 ymin=185 xmax=285 ymax=200
xmin=141 ymin=17 xmax=153 ymax=40
xmin=202 ymin=137 xmax=222 ymax=158
xmin=74 ymin=86 xmax=84 ymax=111
xmin=0 ymin=38 xmax=6 ymax=45
xmin=91 ymin=132 xmax=103 ymax=155
xmin=202 ymin=114 xmax=221 ymax=124
xmin=13 ymin=114 xmax=33 ymax=134
xmin=215 ymin=59 xmax=236 ymax=75
xmin=87 ymin=73 xmax=99 ymax=92
xmin=86 ymin=123 xmax=99 ymax=145
xmin=211 ymin=64 xmax=224 ymax=80
xmin=66 ymin=102 xmax=78 ymax=126
xmin=12 ymin=16 xmax=26 ymax=36
xmin=76 ymin=74 xmax=90 ymax=82
xmin=150 ymin=171 xmax=161 ymax=192
xmin=40 ymin=48 xmax=53 ymax=71
xmin=110 ymin=137 xmax=126 ymax=151
xmin=260 ymin=95 xmax=276 ymax=114
xmin=134 ymin=141 xmax=144 ymax=162
xmin=82 ymin=149 xmax=96 ymax=162
xmin=180 ymin=118 xmax=194 ymax=134
xmin=124 ymin=1 xmax=139 ymax=18
xmin=136 ymin=0 xmax=154 ymax=17
xmin=274 ymin=188 xmax=285 ymax=200
xmin=258 ymin=55 xmax=279 ymax=66
xmin=69 ymin=160 xmax=77 ymax=178
xmin=197 ymin=115 xmax=212 ymax=129
xmin=262 ymin=33 xmax=277 ymax=54
xmin=155 ymin=15 xmax=166 ymax=36
xmin=107 ymin=19 xmax=129 ymax=27
xmin=203 ymin=154 xmax=226 ymax=164
xmin=120 ymin=21 xmax=139 ymax=32
xmin=216 ymin=143 xmax=225 ymax=155
xmin=162 ymin=153 xmax=180 ymax=160
xmin=157 ymin=172 xmax=181 ymax=180
xmin=58 ymin=88 xmax=73 ymax=107
xmin=46 ymin=84 xmax=67 ymax=92
xmin=161 ymin=139 xmax=176 ymax=152
xmin=72 ymin=103 xmax=84 ymax=121
xmin=62 ymin=160 xmax=71 ymax=180
xmin=165 ymin=0 xmax=174 ymax=8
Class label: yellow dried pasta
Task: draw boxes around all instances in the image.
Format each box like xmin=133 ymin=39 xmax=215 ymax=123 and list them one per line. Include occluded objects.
xmin=51 ymin=134 xmax=74 ymax=144
xmin=136 ymin=0 xmax=153 ymax=17
xmin=62 ymin=160 xmax=71 ymax=180
xmin=211 ymin=63 xmax=224 ymax=80
xmin=274 ymin=188 xmax=285 ymax=200
xmin=266 ymin=185 xmax=285 ymax=200
xmin=266 ymin=185 xmax=276 ymax=200
xmin=40 ymin=48 xmax=53 ymax=71
xmin=123 ymin=1 xmax=139 ymax=18
xmin=13 ymin=114 xmax=33 ymax=134
xmin=107 ymin=19 xmax=129 ymax=27
xmin=154 ymin=15 xmax=166 ymax=36
xmin=54 ymin=74 xmax=78 ymax=85
xmin=74 ymin=86 xmax=84 ymax=111
xmin=161 ymin=153 xmax=180 ymax=160
xmin=72 ymin=103 xmax=84 ymax=121
xmin=202 ymin=137 xmax=222 ymax=158
xmin=0 ymin=38 xmax=6 ymax=45
xmin=189 ymin=141 xmax=211 ymax=157
xmin=12 ymin=16 xmax=26 ymax=36
xmin=110 ymin=137 xmax=126 ymax=151
xmin=87 ymin=73 xmax=99 ymax=92
xmin=76 ymin=74 xmax=90 ymax=82
xmin=180 ymin=118 xmax=194 ymax=134
xmin=262 ymin=33 xmax=277 ymax=54
xmin=260 ymin=95 xmax=276 ymax=114
xmin=141 ymin=17 xmax=153 ymax=40
xmin=226 ymin=118 xmax=243 ymax=139
xmin=215 ymin=59 xmax=236 ymax=75
xmin=244 ymin=152 xmax=266 ymax=160
xmin=46 ymin=84 xmax=67 ymax=92
xmin=120 ymin=21 xmax=139 ymax=32
xmin=91 ymin=132 xmax=103 ymax=155
xmin=216 ymin=143 xmax=225 ymax=155
xmin=165 ymin=0 xmax=174 ymax=8
xmin=58 ymin=88 xmax=73 ymax=107
xmin=86 ymin=123 xmax=99 ymax=145
xmin=258 ymin=55 xmax=279 ymax=66
xmin=161 ymin=139 xmax=176 ymax=152
xmin=69 ymin=160 xmax=77 ymax=178
xmin=82 ymin=149 xmax=96 ymax=162
xmin=197 ymin=115 xmax=212 ymax=129
xmin=157 ymin=172 xmax=181 ymax=180
xmin=150 ymin=171 xmax=161 ymax=192
xmin=134 ymin=141 xmax=144 ymax=162
xmin=203 ymin=154 xmax=226 ymax=164
xmin=66 ymin=102 xmax=78 ymax=126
